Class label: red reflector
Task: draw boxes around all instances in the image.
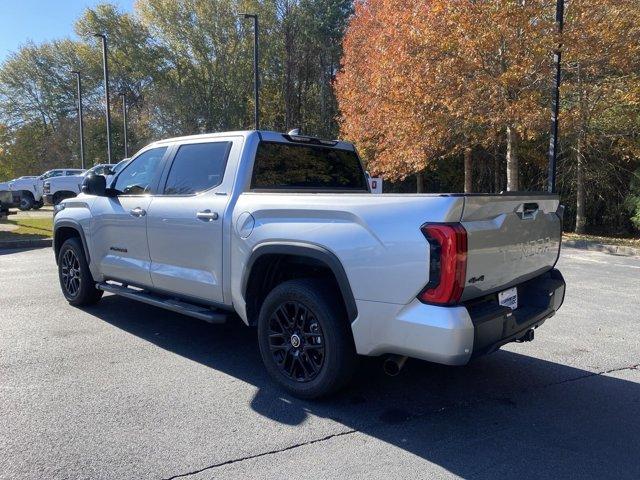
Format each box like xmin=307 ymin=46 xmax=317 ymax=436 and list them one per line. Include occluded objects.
xmin=418 ymin=224 xmax=467 ymax=305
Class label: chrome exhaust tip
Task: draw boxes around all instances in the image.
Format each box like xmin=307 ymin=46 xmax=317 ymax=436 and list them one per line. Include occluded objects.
xmin=383 ymin=355 xmax=408 ymax=376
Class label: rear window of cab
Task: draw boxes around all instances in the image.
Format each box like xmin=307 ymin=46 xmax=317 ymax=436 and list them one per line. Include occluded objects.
xmin=251 ymin=141 xmax=368 ymax=192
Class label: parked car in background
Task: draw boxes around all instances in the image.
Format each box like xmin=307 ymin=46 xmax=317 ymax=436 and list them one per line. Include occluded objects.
xmin=43 ymin=165 xmax=114 ymax=205
xmin=111 ymin=158 xmax=130 ymax=174
xmin=105 ymin=158 xmax=130 ymax=185
xmin=0 ymin=176 xmax=37 ymax=210
xmin=0 ymin=176 xmax=37 ymax=191
xmin=52 ymin=130 xmax=566 ymax=398
xmin=8 ymin=169 xmax=84 ymax=210
xmin=0 ymin=190 xmax=19 ymax=219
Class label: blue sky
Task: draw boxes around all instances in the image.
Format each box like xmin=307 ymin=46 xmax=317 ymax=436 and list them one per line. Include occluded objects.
xmin=0 ymin=0 xmax=135 ymax=63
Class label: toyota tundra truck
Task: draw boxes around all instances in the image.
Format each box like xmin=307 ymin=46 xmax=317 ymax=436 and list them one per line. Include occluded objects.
xmin=52 ymin=130 xmax=565 ymax=398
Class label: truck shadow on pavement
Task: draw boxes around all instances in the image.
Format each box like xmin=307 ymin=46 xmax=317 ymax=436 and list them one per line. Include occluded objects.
xmin=87 ymin=295 xmax=640 ymax=479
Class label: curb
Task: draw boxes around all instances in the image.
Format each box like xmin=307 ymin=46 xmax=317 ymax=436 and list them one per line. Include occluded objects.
xmin=563 ymin=239 xmax=640 ymax=257
xmin=0 ymin=238 xmax=52 ymax=250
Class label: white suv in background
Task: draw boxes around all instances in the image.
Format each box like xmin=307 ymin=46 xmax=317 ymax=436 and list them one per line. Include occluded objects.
xmin=8 ymin=169 xmax=84 ymax=210
xmin=43 ymin=164 xmax=114 ymax=205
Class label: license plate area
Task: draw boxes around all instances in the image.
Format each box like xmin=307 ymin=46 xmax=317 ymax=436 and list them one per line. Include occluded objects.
xmin=498 ymin=287 xmax=518 ymax=310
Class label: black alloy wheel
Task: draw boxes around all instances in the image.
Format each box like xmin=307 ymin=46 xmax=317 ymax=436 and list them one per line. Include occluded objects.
xmin=267 ymin=300 xmax=326 ymax=382
xmin=257 ymin=279 xmax=357 ymax=399
xmin=57 ymin=237 xmax=103 ymax=306
xmin=60 ymin=248 xmax=81 ymax=298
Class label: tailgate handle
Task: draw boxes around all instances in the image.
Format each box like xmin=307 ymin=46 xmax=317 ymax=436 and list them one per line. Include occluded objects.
xmin=517 ymin=203 xmax=539 ymax=220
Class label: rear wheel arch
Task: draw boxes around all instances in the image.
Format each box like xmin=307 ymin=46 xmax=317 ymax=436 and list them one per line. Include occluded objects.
xmin=19 ymin=190 xmax=35 ymax=200
xmin=242 ymin=243 xmax=358 ymax=326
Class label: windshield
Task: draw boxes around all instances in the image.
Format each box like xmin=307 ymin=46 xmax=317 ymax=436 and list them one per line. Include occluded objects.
xmin=39 ymin=170 xmax=62 ymax=180
xmin=83 ymin=165 xmax=113 ymax=176
xmin=112 ymin=159 xmax=130 ymax=174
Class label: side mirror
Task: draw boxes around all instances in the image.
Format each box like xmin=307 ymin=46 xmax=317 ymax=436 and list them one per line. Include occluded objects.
xmin=81 ymin=173 xmax=107 ymax=196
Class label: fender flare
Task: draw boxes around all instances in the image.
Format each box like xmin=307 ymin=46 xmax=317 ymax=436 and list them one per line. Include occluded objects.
xmin=242 ymin=242 xmax=358 ymax=323
xmin=18 ymin=190 xmax=35 ymax=200
xmin=53 ymin=220 xmax=90 ymax=264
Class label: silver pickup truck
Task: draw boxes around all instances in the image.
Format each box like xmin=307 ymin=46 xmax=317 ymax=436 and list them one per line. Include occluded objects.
xmin=52 ymin=130 xmax=565 ymax=398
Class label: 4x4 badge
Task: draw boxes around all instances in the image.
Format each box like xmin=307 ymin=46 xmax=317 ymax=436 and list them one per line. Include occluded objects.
xmin=468 ymin=275 xmax=485 ymax=284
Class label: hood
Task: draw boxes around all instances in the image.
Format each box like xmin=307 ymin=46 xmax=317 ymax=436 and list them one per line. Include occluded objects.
xmin=7 ymin=177 xmax=37 ymax=189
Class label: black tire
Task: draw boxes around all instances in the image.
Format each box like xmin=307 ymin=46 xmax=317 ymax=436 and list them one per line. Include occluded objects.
xmin=18 ymin=194 xmax=33 ymax=211
xmin=257 ymin=279 xmax=357 ymax=399
xmin=32 ymin=200 xmax=44 ymax=210
xmin=53 ymin=191 xmax=77 ymax=205
xmin=58 ymin=237 xmax=103 ymax=306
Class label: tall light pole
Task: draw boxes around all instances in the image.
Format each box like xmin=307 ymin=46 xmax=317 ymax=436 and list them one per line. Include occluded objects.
xmin=94 ymin=33 xmax=112 ymax=163
xmin=239 ymin=13 xmax=260 ymax=130
xmin=547 ymin=0 xmax=565 ymax=193
xmin=119 ymin=92 xmax=128 ymax=159
xmin=70 ymin=71 xmax=85 ymax=169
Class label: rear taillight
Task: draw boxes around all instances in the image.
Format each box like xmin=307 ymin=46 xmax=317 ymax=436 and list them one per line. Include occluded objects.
xmin=418 ymin=223 xmax=467 ymax=305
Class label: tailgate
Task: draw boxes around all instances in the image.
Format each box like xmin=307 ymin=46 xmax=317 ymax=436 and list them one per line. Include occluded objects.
xmin=460 ymin=194 xmax=561 ymax=301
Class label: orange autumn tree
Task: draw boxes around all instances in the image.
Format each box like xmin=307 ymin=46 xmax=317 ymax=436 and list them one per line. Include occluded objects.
xmin=560 ymin=0 xmax=640 ymax=233
xmin=336 ymin=0 xmax=554 ymax=192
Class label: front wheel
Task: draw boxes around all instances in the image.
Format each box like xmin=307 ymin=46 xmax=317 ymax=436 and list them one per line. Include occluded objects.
xmin=18 ymin=195 xmax=33 ymax=211
xmin=257 ymin=279 xmax=357 ymax=399
xmin=58 ymin=237 xmax=103 ymax=306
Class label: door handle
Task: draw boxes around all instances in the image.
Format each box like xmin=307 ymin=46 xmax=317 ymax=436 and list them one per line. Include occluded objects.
xmin=196 ymin=209 xmax=219 ymax=222
xmin=130 ymin=207 xmax=146 ymax=217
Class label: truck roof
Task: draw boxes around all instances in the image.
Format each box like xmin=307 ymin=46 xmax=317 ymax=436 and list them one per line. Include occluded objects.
xmin=149 ymin=130 xmax=356 ymax=152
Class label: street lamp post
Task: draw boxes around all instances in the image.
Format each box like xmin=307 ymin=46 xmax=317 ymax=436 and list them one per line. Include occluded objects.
xmin=547 ymin=0 xmax=565 ymax=193
xmin=71 ymin=71 xmax=85 ymax=169
xmin=239 ymin=13 xmax=260 ymax=130
xmin=94 ymin=33 xmax=112 ymax=163
xmin=119 ymin=92 xmax=128 ymax=159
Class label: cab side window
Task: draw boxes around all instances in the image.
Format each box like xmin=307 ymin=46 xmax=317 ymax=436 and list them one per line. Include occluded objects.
xmin=163 ymin=142 xmax=231 ymax=195
xmin=113 ymin=147 xmax=167 ymax=195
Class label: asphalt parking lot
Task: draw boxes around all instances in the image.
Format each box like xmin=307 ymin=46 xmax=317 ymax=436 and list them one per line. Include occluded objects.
xmin=1 ymin=247 xmax=639 ymax=480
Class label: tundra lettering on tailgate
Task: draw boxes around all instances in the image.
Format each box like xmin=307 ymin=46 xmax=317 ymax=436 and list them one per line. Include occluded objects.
xmin=499 ymin=237 xmax=552 ymax=262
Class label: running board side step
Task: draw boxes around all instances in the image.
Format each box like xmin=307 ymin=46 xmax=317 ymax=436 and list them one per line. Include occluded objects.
xmin=95 ymin=282 xmax=227 ymax=324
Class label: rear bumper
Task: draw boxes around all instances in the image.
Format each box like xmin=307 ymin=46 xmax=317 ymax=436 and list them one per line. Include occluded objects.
xmin=467 ymin=269 xmax=565 ymax=357
xmin=351 ymin=269 xmax=565 ymax=364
